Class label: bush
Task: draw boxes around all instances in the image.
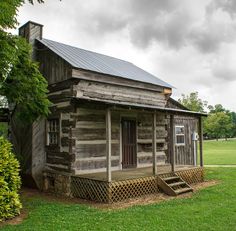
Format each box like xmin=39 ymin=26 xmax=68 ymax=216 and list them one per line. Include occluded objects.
xmin=0 ymin=137 xmax=22 ymax=221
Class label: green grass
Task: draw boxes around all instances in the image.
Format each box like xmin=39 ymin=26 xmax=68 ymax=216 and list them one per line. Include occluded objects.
xmin=204 ymin=139 xmax=236 ymax=165
xmin=1 ymin=168 xmax=236 ymax=231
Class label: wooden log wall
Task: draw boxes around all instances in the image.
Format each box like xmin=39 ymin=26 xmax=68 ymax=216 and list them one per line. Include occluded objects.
xmin=72 ymin=106 xmax=120 ymax=174
xmin=73 ymin=80 xmax=167 ymax=107
xmin=71 ymin=105 xmax=169 ymax=174
xmin=137 ymin=112 xmax=168 ymax=167
xmin=45 ymin=85 xmax=76 ymax=174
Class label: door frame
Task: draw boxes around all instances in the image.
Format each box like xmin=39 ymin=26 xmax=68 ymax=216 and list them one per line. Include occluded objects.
xmin=120 ymin=116 xmax=138 ymax=169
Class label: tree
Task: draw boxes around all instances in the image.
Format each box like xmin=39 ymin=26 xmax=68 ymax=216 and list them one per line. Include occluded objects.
xmin=204 ymin=112 xmax=234 ymax=140
xmin=0 ymin=0 xmax=50 ymax=122
xmin=178 ymin=92 xmax=207 ymax=112
xmin=208 ymin=104 xmax=227 ymax=113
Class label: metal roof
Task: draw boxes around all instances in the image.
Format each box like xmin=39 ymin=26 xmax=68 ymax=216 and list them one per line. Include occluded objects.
xmin=73 ymin=97 xmax=207 ymax=117
xmin=37 ymin=38 xmax=173 ymax=88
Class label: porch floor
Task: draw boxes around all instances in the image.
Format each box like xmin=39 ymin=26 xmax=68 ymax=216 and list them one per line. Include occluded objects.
xmin=77 ymin=165 xmax=196 ymax=181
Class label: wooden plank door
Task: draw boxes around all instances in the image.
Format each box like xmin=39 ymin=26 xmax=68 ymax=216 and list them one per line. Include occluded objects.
xmin=122 ymin=119 xmax=137 ymax=169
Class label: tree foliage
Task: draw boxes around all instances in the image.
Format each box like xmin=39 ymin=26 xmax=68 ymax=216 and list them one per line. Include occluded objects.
xmin=0 ymin=0 xmax=50 ymax=122
xmin=0 ymin=137 xmax=21 ymax=221
xmin=204 ymin=112 xmax=234 ymax=140
xmin=178 ymin=92 xmax=207 ymax=113
xmin=178 ymin=92 xmax=236 ymax=140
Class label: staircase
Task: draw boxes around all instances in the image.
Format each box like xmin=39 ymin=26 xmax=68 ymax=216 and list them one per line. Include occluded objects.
xmin=158 ymin=173 xmax=193 ymax=196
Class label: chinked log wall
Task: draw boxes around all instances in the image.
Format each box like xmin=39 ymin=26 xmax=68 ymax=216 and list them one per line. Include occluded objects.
xmin=45 ymin=77 xmax=170 ymax=175
xmin=73 ymin=80 xmax=167 ymax=107
xmin=72 ymin=105 xmax=168 ymax=174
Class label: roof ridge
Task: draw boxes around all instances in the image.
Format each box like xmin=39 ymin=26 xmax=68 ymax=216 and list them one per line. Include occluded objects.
xmin=39 ymin=38 xmax=133 ymax=65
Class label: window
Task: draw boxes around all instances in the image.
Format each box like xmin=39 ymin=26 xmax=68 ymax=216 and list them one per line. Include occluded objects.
xmin=47 ymin=119 xmax=59 ymax=145
xmin=175 ymin=125 xmax=185 ymax=145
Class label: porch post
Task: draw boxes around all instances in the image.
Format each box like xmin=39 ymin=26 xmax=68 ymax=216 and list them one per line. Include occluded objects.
xmin=152 ymin=112 xmax=157 ymax=175
xmin=106 ymin=108 xmax=111 ymax=182
xmin=170 ymin=114 xmax=175 ymax=172
xmin=198 ymin=116 xmax=203 ymax=167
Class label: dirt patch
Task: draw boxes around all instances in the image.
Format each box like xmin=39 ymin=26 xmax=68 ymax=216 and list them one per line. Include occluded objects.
xmin=0 ymin=209 xmax=28 ymax=227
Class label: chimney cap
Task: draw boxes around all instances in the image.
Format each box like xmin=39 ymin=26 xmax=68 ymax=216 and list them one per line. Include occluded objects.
xmin=19 ymin=21 xmax=44 ymax=30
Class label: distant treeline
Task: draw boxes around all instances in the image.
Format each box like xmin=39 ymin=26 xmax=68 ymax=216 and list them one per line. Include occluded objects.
xmin=178 ymin=92 xmax=236 ymax=140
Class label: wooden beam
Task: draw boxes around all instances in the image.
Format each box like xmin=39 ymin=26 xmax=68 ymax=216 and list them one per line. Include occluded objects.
xmin=152 ymin=112 xmax=157 ymax=175
xmin=106 ymin=108 xmax=112 ymax=182
xmin=170 ymin=115 xmax=175 ymax=172
xmin=198 ymin=116 xmax=203 ymax=167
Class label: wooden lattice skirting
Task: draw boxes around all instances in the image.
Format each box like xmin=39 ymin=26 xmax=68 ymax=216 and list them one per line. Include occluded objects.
xmin=71 ymin=167 xmax=204 ymax=203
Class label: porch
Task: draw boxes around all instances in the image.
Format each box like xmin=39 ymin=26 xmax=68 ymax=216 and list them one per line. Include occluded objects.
xmin=68 ymin=101 xmax=205 ymax=203
xmin=71 ymin=165 xmax=204 ymax=203
xmin=76 ymin=164 xmax=195 ymax=181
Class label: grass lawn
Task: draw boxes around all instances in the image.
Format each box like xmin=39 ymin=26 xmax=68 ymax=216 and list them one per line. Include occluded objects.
xmin=1 ymin=168 xmax=236 ymax=231
xmin=204 ymin=139 xmax=236 ymax=165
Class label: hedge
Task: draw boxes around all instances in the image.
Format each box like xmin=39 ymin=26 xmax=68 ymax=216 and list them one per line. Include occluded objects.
xmin=0 ymin=137 xmax=22 ymax=221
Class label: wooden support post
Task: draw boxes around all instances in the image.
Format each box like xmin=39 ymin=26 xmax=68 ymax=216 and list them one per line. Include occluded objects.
xmin=106 ymin=108 xmax=111 ymax=182
xmin=170 ymin=114 xmax=175 ymax=172
xmin=152 ymin=112 xmax=157 ymax=175
xmin=198 ymin=116 xmax=203 ymax=167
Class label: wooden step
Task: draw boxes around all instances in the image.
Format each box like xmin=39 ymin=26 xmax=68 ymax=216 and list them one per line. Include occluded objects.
xmin=174 ymin=187 xmax=193 ymax=195
xmin=163 ymin=176 xmax=180 ymax=182
xmin=158 ymin=173 xmax=193 ymax=196
xmin=169 ymin=181 xmax=186 ymax=187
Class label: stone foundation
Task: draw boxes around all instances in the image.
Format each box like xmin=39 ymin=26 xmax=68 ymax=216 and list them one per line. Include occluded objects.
xmin=43 ymin=171 xmax=71 ymax=197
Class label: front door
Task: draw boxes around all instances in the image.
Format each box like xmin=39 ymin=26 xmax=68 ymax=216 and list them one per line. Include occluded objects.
xmin=122 ymin=119 xmax=137 ymax=169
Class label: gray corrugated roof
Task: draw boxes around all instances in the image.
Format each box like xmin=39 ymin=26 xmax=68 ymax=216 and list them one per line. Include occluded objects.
xmin=38 ymin=38 xmax=173 ymax=88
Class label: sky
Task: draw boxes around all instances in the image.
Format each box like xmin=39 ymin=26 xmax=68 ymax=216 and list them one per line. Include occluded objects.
xmin=14 ymin=0 xmax=236 ymax=111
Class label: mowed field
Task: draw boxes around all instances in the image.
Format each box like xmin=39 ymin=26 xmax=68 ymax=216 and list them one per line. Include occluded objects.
xmin=1 ymin=140 xmax=236 ymax=231
xmin=1 ymin=168 xmax=236 ymax=231
xmin=204 ymin=139 xmax=236 ymax=165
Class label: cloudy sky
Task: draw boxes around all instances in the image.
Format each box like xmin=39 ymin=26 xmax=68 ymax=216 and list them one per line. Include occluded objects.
xmin=15 ymin=0 xmax=236 ymax=111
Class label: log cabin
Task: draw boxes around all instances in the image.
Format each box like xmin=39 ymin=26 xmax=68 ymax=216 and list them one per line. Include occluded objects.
xmin=11 ymin=21 xmax=207 ymax=203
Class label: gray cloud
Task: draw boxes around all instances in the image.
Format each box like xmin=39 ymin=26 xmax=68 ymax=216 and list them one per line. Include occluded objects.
xmin=80 ymin=0 xmax=236 ymax=53
xmin=213 ymin=66 xmax=236 ymax=81
xmin=207 ymin=0 xmax=236 ymax=18
xmin=189 ymin=20 xmax=236 ymax=53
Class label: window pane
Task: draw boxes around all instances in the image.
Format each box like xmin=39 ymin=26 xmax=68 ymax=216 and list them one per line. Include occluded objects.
xmin=176 ymin=126 xmax=184 ymax=135
xmin=176 ymin=135 xmax=185 ymax=144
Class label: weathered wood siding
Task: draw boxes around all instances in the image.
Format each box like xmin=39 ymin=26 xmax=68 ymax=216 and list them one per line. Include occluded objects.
xmin=166 ymin=115 xmax=198 ymax=165
xmin=31 ymin=119 xmax=46 ymax=189
xmin=73 ymin=80 xmax=167 ymax=107
xmin=36 ymin=42 xmax=72 ymax=85
xmin=72 ymin=69 xmax=166 ymax=93
xmin=174 ymin=116 xmax=197 ymax=165
xmin=166 ymin=98 xmax=198 ymax=166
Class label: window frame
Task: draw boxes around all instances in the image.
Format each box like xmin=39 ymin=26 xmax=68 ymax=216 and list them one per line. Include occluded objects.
xmin=175 ymin=125 xmax=185 ymax=146
xmin=47 ymin=118 xmax=60 ymax=147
